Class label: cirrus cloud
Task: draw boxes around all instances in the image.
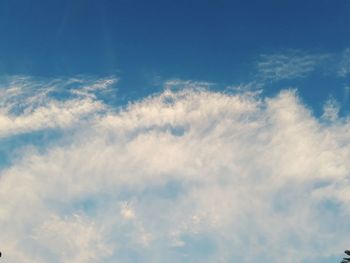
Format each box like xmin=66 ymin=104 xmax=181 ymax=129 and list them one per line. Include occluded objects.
xmin=257 ymin=49 xmax=330 ymax=82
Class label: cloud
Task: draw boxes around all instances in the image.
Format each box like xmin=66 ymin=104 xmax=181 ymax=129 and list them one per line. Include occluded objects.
xmin=32 ymin=215 xmax=112 ymax=263
xmin=338 ymin=48 xmax=350 ymax=77
xmin=164 ymin=78 xmax=213 ymax=90
xmin=322 ymin=96 xmax=340 ymax=122
xmin=0 ymin=78 xmax=350 ymax=262
xmin=257 ymin=50 xmax=330 ymax=82
xmin=0 ymin=76 xmax=116 ymax=138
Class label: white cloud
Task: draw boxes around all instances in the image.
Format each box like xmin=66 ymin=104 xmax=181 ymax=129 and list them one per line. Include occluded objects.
xmin=0 ymin=78 xmax=349 ymax=262
xmin=227 ymin=81 xmax=264 ymax=93
xmin=0 ymin=76 xmax=116 ymax=138
xmin=120 ymin=202 xmax=136 ymax=220
xmin=322 ymin=97 xmax=340 ymax=122
xmin=32 ymin=215 xmax=112 ymax=263
xmin=257 ymin=50 xmax=329 ymax=82
xmin=164 ymin=78 xmax=213 ymax=90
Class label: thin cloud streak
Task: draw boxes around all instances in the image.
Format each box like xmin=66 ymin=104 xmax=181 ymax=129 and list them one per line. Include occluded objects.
xmin=257 ymin=49 xmax=330 ymax=82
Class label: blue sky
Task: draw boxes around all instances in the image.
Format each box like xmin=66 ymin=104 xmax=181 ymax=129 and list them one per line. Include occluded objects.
xmin=1 ymin=1 xmax=350 ymax=263
xmin=1 ymin=0 xmax=350 ymax=109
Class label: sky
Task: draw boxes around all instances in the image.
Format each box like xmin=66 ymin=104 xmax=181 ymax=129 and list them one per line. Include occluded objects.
xmin=0 ymin=0 xmax=350 ymax=262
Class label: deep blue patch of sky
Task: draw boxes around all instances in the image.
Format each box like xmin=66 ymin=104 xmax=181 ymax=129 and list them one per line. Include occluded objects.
xmin=1 ymin=0 xmax=350 ymax=114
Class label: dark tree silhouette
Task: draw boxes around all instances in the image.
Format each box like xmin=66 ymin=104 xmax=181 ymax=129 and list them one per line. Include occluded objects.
xmin=341 ymin=250 xmax=350 ymax=263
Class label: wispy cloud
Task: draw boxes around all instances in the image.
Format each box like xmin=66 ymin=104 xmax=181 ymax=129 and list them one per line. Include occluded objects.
xmin=338 ymin=48 xmax=350 ymax=77
xmin=0 ymin=76 xmax=117 ymax=138
xmin=164 ymin=78 xmax=213 ymax=90
xmin=257 ymin=49 xmax=330 ymax=82
xmin=0 ymin=77 xmax=349 ymax=262
xmin=322 ymin=96 xmax=340 ymax=122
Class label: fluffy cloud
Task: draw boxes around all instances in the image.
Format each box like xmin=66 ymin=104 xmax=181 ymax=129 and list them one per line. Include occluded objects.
xmin=0 ymin=78 xmax=349 ymax=263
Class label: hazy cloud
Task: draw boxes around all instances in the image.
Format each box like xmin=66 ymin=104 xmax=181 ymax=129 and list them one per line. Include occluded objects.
xmin=322 ymin=97 xmax=340 ymax=122
xmin=257 ymin=50 xmax=330 ymax=82
xmin=338 ymin=48 xmax=350 ymax=77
